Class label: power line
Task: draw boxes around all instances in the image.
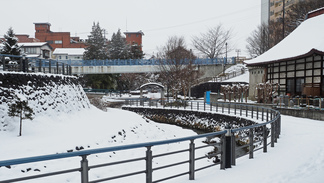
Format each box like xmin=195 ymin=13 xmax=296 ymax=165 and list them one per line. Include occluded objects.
xmin=145 ymin=2 xmax=265 ymax=32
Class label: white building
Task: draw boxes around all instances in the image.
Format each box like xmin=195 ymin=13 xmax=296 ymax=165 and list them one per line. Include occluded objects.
xmin=18 ymin=42 xmax=52 ymax=59
xmin=53 ymin=48 xmax=85 ymax=61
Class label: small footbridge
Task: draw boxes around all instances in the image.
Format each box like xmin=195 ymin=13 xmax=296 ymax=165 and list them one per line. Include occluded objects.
xmin=0 ymin=100 xmax=281 ymax=183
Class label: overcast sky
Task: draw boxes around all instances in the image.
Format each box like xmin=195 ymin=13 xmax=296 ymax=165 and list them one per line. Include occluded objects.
xmin=2 ymin=0 xmax=262 ymax=58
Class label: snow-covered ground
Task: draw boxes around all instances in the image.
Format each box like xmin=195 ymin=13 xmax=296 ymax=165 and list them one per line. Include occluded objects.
xmin=1 ymin=103 xmax=324 ymax=182
xmin=1 ymin=69 xmax=323 ymax=183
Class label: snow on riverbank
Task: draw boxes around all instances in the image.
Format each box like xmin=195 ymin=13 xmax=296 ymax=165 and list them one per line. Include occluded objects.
xmin=173 ymin=115 xmax=324 ymax=183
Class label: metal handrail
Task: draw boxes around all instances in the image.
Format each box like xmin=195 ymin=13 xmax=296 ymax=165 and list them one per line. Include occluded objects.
xmin=0 ymin=100 xmax=281 ymax=183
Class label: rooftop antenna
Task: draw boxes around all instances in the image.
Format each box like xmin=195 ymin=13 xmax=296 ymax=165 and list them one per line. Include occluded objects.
xmin=126 ymin=18 xmax=128 ymax=32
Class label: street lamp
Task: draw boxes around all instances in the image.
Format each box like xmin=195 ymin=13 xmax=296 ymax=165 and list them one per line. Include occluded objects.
xmin=223 ymin=42 xmax=228 ymax=74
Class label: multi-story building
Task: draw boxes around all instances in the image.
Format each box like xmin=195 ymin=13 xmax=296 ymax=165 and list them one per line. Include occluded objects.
xmin=262 ymin=0 xmax=304 ymax=24
xmin=34 ymin=22 xmax=86 ymax=50
xmin=123 ymin=31 xmax=144 ymax=51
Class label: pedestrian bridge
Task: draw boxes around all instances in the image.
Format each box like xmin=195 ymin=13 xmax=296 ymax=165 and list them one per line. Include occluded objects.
xmin=64 ymin=57 xmax=236 ymax=74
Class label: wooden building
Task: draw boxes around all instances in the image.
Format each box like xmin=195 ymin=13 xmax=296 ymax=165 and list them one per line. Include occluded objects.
xmin=245 ymin=9 xmax=324 ymax=99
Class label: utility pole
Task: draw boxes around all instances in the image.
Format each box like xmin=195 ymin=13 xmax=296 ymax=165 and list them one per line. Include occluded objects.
xmin=282 ymin=0 xmax=285 ymax=39
xmin=235 ymin=49 xmax=241 ymax=64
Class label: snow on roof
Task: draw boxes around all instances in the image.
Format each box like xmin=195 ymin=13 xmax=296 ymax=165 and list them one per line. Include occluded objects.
xmin=245 ymin=13 xmax=324 ymax=66
xmin=18 ymin=42 xmax=48 ymax=47
xmin=140 ymin=82 xmax=164 ymax=89
xmin=53 ymin=48 xmax=85 ymax=56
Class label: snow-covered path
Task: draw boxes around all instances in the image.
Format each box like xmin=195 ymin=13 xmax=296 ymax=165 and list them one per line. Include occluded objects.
xmin=172 ymin=115 xmax=324 ymax=183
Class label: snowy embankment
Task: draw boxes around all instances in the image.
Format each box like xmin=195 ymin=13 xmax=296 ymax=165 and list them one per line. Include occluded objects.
xmin=0 ymin=72 xmax=211 ymax=182
xmin=221 ymin=64 xmax=249 ymax=83
xmin=0 ymin=72 xmax=90 ymax=132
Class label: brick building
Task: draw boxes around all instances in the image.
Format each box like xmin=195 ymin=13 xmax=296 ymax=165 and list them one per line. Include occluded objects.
xmin=34 ymin=22 xmax=86 ymax=50
xmin=124 ymin=31 xmax=144 ymax=51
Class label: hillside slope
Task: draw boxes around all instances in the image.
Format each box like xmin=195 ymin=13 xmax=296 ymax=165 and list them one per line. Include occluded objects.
xmin=0 ymin=72 xmax=90 ymax=132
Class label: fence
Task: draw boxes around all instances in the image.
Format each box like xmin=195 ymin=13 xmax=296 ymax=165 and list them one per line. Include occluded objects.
xmin=0 ymin=54 xmax=72 ymax=75
xmin=275 ymin=96 xmax=324 ymax=110
xmin=196 ymin=68 xmax=247 ymax=85
xmin=0 ymin=100 xmax=281 ymax=183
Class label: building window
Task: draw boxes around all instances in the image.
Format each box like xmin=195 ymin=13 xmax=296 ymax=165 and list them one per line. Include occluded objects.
xmin=47 ymin=40 xmax=53 ymax=44
xmin=287 ymin=78 xmax=295 ymax=94
xmin=59 ymin=56 xmax=61 ymax=59
xmin=296 ymin=78 xmax=304 ymax=93
xmin=66 ymin=56 xmax=68 ymax=59
xmin=55 ymin=40 xmax=62 ymax=44
xmin=24 ymin=47 xmax=37 ymax=54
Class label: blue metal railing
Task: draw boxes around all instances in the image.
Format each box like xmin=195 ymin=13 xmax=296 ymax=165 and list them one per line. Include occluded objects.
xmin=54 ymin=57 xmax=236 ymax=67
xmin=0 ymin=54 xmax=72 ymax=75
xmin=0 ymin=100 xmax=281 ymax=183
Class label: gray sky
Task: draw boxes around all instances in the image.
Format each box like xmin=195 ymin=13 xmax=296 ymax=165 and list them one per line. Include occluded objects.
xmin=2 ymin=0 xmax=262 ymax=58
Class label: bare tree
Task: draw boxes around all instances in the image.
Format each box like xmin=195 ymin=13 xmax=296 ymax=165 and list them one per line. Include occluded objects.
xmin=157 ymin=36 xmax=199 ymax=100
xmin=192 ymin=24 xmax=232 ymax=59
xmin=286 ymin=0 xmax=324 ymax=34
xmin=246 ymin=23 xmax=272 ymax=58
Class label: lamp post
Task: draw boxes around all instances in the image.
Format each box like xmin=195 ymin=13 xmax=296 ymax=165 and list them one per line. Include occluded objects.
xmin=223 ymin=42 xmax=228 ymax=74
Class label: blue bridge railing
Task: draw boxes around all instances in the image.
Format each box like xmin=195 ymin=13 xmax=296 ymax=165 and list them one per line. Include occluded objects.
xmin=52 ymin=57 xmax=236 ymax=67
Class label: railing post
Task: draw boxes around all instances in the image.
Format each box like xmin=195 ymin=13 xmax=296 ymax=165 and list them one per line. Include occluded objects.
xmin=220 ymin=134 xmax=226 ymax=170
xmin=246 ymin=105 xmax=248 ymax=117
xmin=225 ymin=125 xmax=232 ymax=168
xmin=251 ymin=106 xmax=254 ymax=118
xmin=278 ymin=114 xmax=281 ymax=136
xmin=49 ymin=60 xmax=51 ymax=73
xmin=263 ymin=125 xmax=267 ymax=153
xmin=197 ymin=102 xmax=199 ymax=111
xmin=234 ymin=104 xmax=236 ymax=115
xmin=191 ymin=101 xmax=193 ymax=110
xmin=271 ymin=122 xmax=275 ymax=147
xmin=249 ymin=128 xmax=254 ymax=159
xmin=231 ymin=132 xmax=236 ymax=166
xmin=56 ymin=62 xmax=59 ymax=74
xmin=267 ymin=109 xmax=269 ymax=122
xmin=146 ymin=146 xmax=153 ymax=183
xmin=38 ymin=59 xmax=42 ymax=72
xmin=240 ymin=105 xmax=242 ymax=116
xmin=189 ymin=140 xmax=195 ymax=180
xmin=262 ymin=108 xmax=264 ymax=121
xmin=228 ymin=103 xmax=230 ymax=114
xmin=256 ymin=107 xmax=259 ymax=120
xmin=80 ymin=155 xmax=89 ymax=183
xmin=210 ymin=102 xmax=212 ymax=111
xmin=216 ymin=102 xmax=218 ymax=112
xmin=204 ymin=102 xmax=206 ymax=111
xmin=222 ymin=103 xmax=224 ymax=113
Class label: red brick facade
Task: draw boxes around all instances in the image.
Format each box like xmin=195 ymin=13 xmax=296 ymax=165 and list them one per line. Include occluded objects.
xmin=124 ymin=31 xmax=144 ymax=51
xmin=16 ymin=34 xmax=40 ymax=42
xmin=34 ymin=23 xmax=86 ymax=50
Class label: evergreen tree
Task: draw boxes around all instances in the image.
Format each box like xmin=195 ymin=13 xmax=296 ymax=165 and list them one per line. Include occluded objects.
xmin=1 ymin=27 xmax=21 ymax=59
xmin=8 ymin=97 xmax=34 ymax=136
xmin=130 ymin=44 xmax=145 ymax=59
xmin=108 ymin=29 xmax=130 ymax=59
xmin=83 ymin=22 xmax=108 ymax=60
